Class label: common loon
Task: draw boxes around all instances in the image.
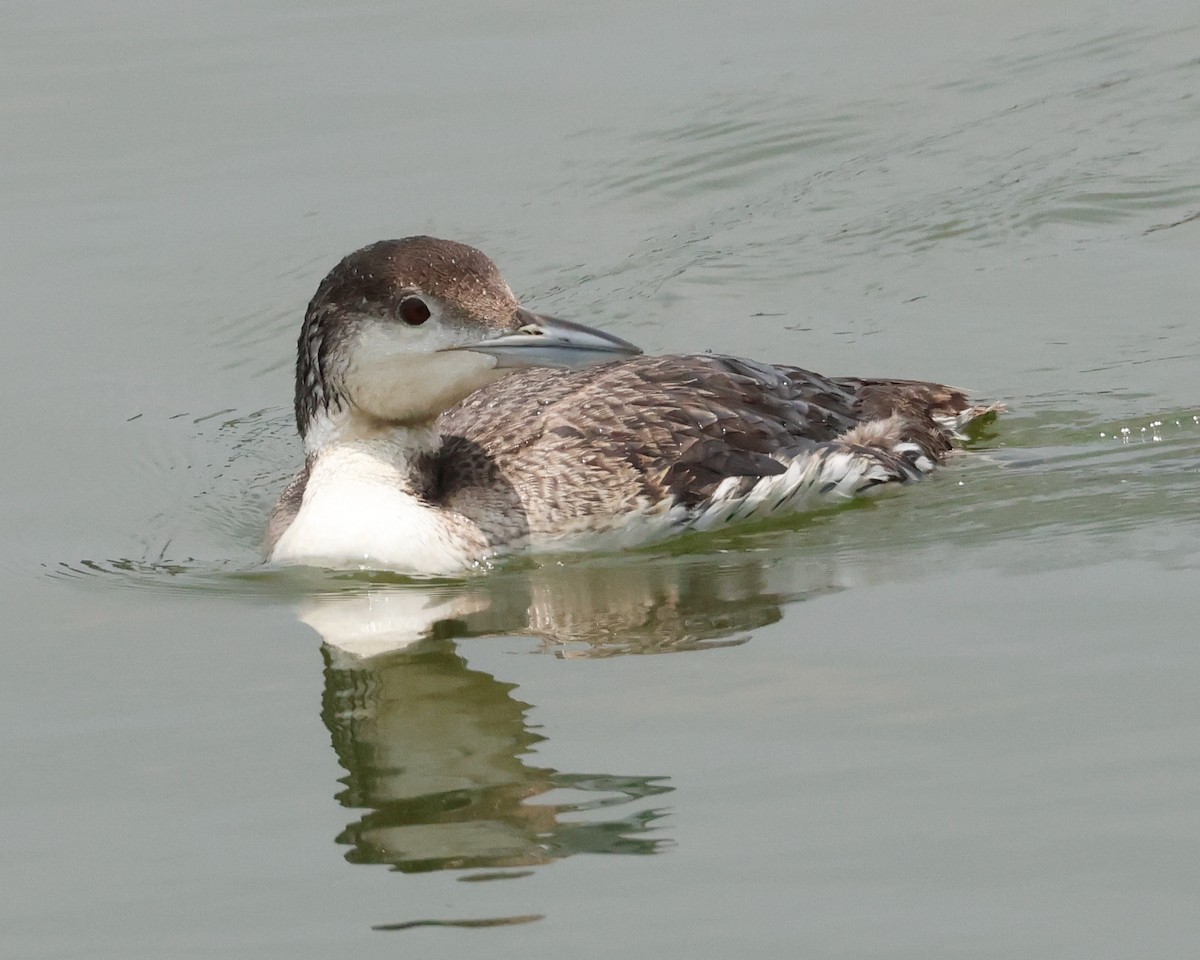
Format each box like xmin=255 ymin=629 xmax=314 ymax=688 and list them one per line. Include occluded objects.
xmin=267 ymin=236 xmax=998 ymax=573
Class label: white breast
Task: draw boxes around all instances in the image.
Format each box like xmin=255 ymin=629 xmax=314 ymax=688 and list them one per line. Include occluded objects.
xmin=269 ymin=444 xmax=485 ymax=574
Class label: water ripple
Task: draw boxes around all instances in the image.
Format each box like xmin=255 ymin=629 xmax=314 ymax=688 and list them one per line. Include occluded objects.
xmin=567 ymin=22 xmax=1200 ymax=301
xmin=596 ymin=96 xmax=867 ymax=201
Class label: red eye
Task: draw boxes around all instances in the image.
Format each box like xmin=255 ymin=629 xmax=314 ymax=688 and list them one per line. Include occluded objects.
xmin=399 ymin=297 xmax=431 ymax=326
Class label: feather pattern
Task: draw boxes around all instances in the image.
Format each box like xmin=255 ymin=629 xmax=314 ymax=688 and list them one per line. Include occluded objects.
xmin=266 ymin=237 xmax=1001 ymax=571
xmin=428 ymin=353 xmax=997 ymax=553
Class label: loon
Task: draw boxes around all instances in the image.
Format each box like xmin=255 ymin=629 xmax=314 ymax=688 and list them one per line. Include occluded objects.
xmin=267 ymin=236 xmax=997 ymax=574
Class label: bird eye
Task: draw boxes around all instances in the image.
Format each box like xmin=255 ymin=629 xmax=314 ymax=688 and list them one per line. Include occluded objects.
xmin=398 ymin=297 xmax=431 ymax=326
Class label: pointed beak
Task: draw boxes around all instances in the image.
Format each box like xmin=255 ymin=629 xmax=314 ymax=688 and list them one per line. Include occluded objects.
xmin=443 ymin=309 xmax=642 ymax=370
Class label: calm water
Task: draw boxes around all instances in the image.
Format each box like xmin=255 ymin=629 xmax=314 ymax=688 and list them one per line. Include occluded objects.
xmin=3 ymin=1 xmax=1200 ymax=957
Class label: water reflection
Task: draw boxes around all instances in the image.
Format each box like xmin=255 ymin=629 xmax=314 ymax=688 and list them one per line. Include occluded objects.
xmin=322 ymin=639 xmax=672 ymax=875
xmin=304 ymin=553 xmax=814 ymax=879
xmin=298 ymin=550 xmax=809 ymax=658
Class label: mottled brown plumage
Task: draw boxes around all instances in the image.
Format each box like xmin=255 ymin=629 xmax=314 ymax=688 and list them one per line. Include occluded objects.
xmin=267 ymin=236 xmax=999 ymax=571
xmin=427 ymin=354 xmax=983 ymax=547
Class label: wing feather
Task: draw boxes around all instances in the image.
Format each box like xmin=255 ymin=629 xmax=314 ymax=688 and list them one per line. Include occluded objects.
xmin=435 ymin=353 xmax=991 ymax=544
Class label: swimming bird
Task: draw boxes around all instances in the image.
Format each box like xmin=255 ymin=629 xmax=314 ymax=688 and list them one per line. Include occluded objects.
xmin=267 ymin=237 xmax=997 ymax=573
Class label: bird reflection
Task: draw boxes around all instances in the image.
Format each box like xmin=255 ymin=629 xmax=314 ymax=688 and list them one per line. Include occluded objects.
xmin=304 ymin=550 xmax=837 ymax=876
xmin=300 ymin=548 xmax=820 ymax=658
xmin=322 ymin=640 xmax=672 ymax=873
